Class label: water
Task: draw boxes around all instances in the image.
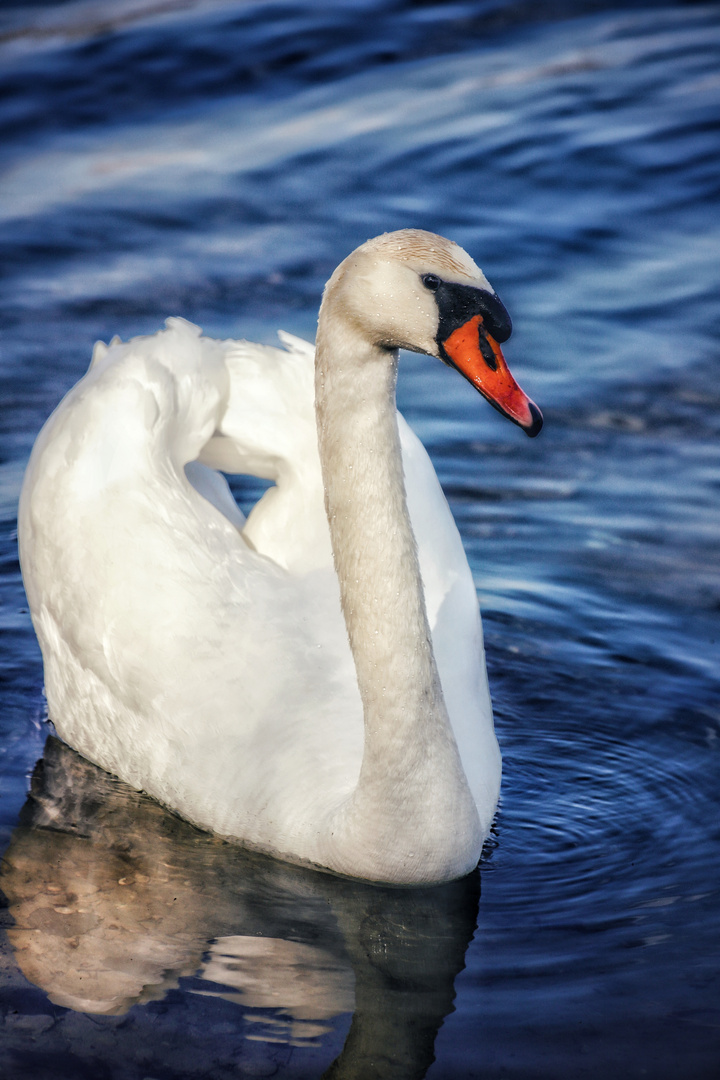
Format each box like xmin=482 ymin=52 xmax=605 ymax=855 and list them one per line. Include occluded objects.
xmin=1 ymin=1 xmax=719 ymax=1076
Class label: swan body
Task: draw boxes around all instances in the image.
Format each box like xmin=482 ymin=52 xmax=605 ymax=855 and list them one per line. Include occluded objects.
xmin=19 ymin=230 xmax=541 ymax=884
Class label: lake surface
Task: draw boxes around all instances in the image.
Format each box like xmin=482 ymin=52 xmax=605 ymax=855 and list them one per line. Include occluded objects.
xmin=1 ymin=1 xmax=719 ymax=1077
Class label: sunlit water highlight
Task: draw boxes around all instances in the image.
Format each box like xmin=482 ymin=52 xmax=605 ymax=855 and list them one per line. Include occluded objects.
xmin=0 ymin=1 xmax=719 ymax=1077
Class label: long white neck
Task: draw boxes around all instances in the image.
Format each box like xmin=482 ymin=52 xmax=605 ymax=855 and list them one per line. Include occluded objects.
xmin=314 ymin=308 xmax=481 ymax=884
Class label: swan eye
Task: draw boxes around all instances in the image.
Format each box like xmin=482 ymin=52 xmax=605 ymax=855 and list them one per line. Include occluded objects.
xmin=421 ymin=273 xmax=441 ymax=292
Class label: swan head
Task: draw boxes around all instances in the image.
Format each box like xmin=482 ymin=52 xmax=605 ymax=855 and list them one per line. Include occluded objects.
xmin=320 ymin=229 xmax=542 ymax=437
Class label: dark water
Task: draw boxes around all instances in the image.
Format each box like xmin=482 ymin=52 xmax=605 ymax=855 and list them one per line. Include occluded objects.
xmin=1 ymin=1 xmax=719 ymax=1077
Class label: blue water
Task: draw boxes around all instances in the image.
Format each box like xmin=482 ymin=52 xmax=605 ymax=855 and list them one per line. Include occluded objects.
xmin=1 ymin=1 xmax=719 ymax=1076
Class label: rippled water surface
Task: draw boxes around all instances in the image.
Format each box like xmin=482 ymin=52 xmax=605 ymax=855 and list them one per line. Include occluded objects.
xmin=1 ymin=1 xmax=719 ymax=1077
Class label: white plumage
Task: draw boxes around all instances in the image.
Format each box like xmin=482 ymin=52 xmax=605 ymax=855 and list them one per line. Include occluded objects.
xmin=19 ymin=230 xmax=541 ymax=884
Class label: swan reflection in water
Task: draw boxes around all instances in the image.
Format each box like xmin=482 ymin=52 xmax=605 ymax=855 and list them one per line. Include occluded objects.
xmin=1 ymin=736 xmax=481 ymax=1077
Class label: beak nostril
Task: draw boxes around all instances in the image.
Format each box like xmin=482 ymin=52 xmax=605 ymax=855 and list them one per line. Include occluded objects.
xmin=477 ymin=326 xmax=498 ymax=372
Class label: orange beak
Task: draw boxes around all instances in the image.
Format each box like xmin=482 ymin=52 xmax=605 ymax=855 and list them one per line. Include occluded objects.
xmin=441 ymin=314 xmax=543 ymax=437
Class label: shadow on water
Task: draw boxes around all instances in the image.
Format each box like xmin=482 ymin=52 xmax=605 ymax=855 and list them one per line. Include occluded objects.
xmin=1 ymin=736 xmax=480 ymax=1079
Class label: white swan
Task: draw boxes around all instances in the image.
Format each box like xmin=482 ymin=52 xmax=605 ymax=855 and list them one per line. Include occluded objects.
xmin=19 ymin=229 xmax=541 ymax=885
